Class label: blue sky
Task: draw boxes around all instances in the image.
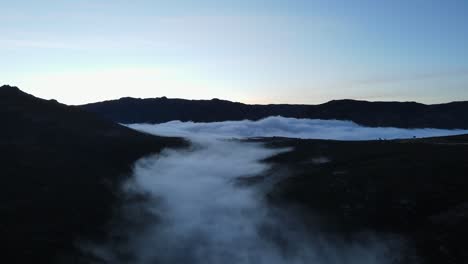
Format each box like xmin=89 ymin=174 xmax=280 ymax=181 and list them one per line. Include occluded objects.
xmin=2 ymin=0 xmax=468 ymax=104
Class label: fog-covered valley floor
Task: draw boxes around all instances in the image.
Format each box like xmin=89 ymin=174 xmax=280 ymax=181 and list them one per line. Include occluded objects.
xmin=86 ymin=117 xmax=468 ymax=264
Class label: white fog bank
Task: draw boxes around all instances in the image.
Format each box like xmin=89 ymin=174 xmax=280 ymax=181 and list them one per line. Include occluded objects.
xmin=85 ymin=117 xmax=445 ymax=263
xmin=129 ymin=116 xmax=468 ymax=140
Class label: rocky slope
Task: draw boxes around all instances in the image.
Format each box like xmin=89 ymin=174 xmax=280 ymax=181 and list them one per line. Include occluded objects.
xmin=0 ymin=85 xmax=185 ymax=263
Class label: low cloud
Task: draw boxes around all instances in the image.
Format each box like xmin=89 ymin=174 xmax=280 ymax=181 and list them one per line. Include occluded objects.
xmin=84 ymin=117 xmax=446 ymax=263
xmin=129 ymin=116 xmax=468 ymax=140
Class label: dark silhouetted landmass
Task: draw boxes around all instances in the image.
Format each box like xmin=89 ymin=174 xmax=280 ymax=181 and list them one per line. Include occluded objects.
xmin=0 ymin=85 xmax=186 ymax=263
xmin=81 ymin=97 xmax=468 ymax=129
xmin=4 ymin=85 xmax=468 ymax=264
xmin=259 ymin=135 xmax=468 ymax=264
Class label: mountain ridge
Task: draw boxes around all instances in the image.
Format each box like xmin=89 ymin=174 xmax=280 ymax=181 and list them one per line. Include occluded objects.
xmin=80 ymin=96 xmax=468 ymax=129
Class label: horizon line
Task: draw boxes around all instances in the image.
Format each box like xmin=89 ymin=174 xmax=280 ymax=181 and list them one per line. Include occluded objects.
xmin=2 ymin=84 xmax=468 ymax=107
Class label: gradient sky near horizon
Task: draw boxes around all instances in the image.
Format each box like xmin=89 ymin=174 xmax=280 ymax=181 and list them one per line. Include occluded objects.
xmin=2 ymin=0 xmax=468 ymax=105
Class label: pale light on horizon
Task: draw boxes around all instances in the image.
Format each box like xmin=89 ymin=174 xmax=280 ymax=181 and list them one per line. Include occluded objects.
xmin=2 ymin=0 xmax=468 ymax=105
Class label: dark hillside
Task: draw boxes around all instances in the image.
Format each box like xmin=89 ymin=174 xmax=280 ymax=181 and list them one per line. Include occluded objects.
xmin=81 ymin=97 xmax=468 ymax=129
xmin=81 ymin=97 xmax=308 ymax=124
xmin=0 ymin=85 xmax=185 ymax=263
xmin=260 ymin=135 xmax=468 ymax=264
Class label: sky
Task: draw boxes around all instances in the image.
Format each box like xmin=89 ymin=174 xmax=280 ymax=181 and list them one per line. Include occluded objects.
xmin=2 ymin=0 xmax=468 ymax=105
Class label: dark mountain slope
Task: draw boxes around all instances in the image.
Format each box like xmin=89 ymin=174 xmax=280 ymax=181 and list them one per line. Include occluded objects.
xmin=81 ymin=97 xmax=468 ymax=129
xmin=309 ymin=100 xmax=468 ymax=129
xmin=0 ymin=85 xmax=185 ymax=263
xmin=81 ymin=97 xmax=308 ymax=124
xmin=260 ymin=134 xmax=468 ymax=264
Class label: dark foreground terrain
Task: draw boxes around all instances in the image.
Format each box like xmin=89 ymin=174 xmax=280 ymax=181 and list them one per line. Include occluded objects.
xmin=259 ymin=135 xmax=468 ymax=264
xmin=81 ymin=96 xmax=468 ymax=129
xmin=0 ymin=86 xmax=185 ymax=263
xmin=3 ymin=85 xmax=468 ymax=264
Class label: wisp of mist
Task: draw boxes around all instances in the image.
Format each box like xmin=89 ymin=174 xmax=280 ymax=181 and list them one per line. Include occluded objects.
xmin=86 ymin=117 xmax=466 ymax=263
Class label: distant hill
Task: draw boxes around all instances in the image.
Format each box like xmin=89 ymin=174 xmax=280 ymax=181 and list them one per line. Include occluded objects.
xmin=0 ymin=85 xmax=185 ymax=263
xmin=81 ymin=97 xmax=468 ymax=129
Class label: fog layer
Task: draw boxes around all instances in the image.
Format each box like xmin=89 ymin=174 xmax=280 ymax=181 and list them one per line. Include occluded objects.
xmin=85 ymin=117 xmax=457 ymax=263
xmin=130 ymin=116 xmax=468 ymax=140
